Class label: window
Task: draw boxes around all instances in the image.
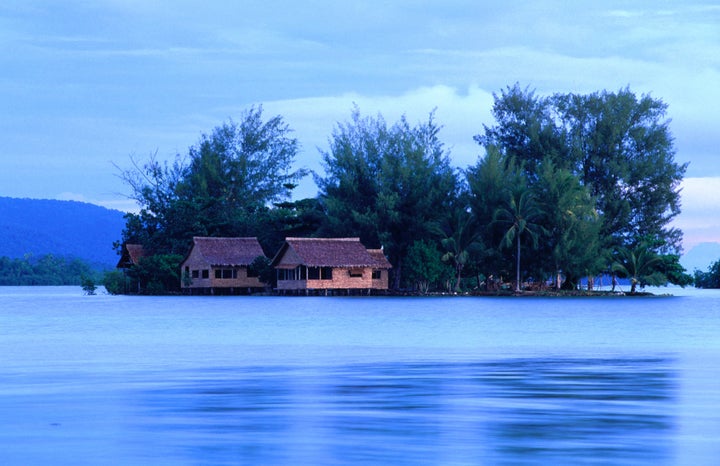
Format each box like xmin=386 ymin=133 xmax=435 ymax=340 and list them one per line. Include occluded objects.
xmin=202 ymin=270 xmax=209 ymax=279
xmin=308 ymin=267 xmax=320 ymax=280
xmin=372 ymin=270 xmax=382 ymax=280
xmin=349 ymin=269 xmax=364 ymax=278
xmin=215 ymin=269 xmax=237 ymax=279
xmin=192 ymin=270 xmax=199 ymax=279
xmin=280 ymin=268 xmax=296 ymax=281
xmin=321 ymin=267 xmax=333 ymax=280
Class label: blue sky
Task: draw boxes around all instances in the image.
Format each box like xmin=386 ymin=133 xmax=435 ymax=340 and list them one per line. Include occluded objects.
xmin=1 ymin=1 xmax=718 ymax=251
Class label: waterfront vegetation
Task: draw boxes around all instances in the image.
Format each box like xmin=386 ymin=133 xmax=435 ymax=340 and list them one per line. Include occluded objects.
xmin=109 ymin=85 xmax=697 ymax=295
xmin=0 ymin=254 xmax=98 ymax=286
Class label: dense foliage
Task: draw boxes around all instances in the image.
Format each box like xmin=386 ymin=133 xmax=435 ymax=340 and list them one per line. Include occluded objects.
xmin=471 ymin=85 xmax=689 ymax=291
xmin=118 ymin=105 xmax=308 ymax=257
xmin=0 ymin=254 xmax=98 ymax=286
xmin=116 ymin=86 xmax=693 ymax=294
xmin=316 ymin=108 xmax=458 ymax=288
xmin=694 ymin=260 xmax=720 ymax=289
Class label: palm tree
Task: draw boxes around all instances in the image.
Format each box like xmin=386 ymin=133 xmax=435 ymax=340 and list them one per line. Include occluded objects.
xmin=439 ymin=207 xmax=483 ymax=292
xmin=494 ymin=189 xmax=545 ymax=292
xmin=611 ymin=244 xmax=666 ymax=294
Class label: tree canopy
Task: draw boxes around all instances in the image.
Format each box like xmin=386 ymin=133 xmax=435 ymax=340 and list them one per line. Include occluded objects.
xmin=114 ymin=86 xmax=694 ymax=294
xmin=0 ymin=254 xmax=97 ymax=286
xmin=316 ymin=108 xmax=458 ymax=289
xmin=472 ymin=84 xmax=690 ymax=291
xmin=118 ymin=105 xmax=307 ymax=259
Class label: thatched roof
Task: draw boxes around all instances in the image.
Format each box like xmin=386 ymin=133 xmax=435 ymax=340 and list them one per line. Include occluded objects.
xmin=189 ymin=237 xmax=265 ymax=267
xmin=367 ymin=248 xmax=392 ymax=269
xmin=272 ymin=237 xmax=391 ymax=268
xmin=116 ymin=243 xmax=146 ymax=269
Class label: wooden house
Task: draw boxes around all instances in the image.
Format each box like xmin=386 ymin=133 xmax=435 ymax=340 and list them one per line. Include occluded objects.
xmin=181 ymin=237 xmax=267 ymax=294
xmin=116 ymin=243 xmax=146 ymax=269
xmin=271 ymin=237 xmax=391 ymax=293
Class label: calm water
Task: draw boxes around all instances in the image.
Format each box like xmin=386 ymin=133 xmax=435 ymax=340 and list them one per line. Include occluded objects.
xmin=2 ymin=287 xmax=720 ymax=465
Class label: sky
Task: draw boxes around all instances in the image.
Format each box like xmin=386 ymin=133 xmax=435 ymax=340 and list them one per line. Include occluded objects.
xmin=1 ymin=0 xmax=719 ymax=254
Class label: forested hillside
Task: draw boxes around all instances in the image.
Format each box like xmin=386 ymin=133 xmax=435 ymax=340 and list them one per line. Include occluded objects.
xmin=0 ymin=197 xmax=126 ymax=269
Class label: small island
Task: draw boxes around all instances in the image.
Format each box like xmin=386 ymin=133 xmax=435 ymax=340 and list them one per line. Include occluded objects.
xmin=106 ymin=87 xmax=693 ymax=296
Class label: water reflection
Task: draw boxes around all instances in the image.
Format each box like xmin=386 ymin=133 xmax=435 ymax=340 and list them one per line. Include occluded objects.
xmin=133 ymin=357 xmax=676 ymax=465
xmin=478 ymin=359 xmax=675 ymax=464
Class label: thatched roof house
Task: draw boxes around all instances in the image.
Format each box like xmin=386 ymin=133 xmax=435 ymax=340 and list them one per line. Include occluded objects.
xmin=271 ymin=237 xmax=391 ymax=292
xmin=116 ymin=243 xmax=147 ymax=269
xmin=181 ymin=237 xmax=267 ymax=294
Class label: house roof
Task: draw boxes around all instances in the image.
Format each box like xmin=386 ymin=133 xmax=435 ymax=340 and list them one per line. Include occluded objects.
xmin=189 ymin=237 xmax=266 ymax=267
xmin=271 ymin=237 xmax=391 ymax=268
xmin=367 ymin=248 xmax=393 ymax=269
xmin=116 ymin=243 xmax=146 ymax=268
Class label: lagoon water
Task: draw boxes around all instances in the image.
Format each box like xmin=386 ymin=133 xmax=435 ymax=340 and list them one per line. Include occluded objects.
xmin=2 ymin=287 xmax=720 ymax=465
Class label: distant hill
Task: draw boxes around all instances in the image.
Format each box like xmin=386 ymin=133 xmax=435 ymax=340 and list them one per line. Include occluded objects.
xmin=0 ymin=197 xmax=127 ymax=270
xmin=681 ymin=242 xmax=720 ymax=273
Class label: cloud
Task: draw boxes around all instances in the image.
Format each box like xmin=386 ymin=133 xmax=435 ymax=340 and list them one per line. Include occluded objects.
xmin=56 ymin=192 xmax=139 ymax=213
xmin=252 ymin=85 xmax=495 ymax=198
xmin=263 ymin=84 xmax=494 ymax=160
xmin=672 ymin=177 xmax=720 ymax=249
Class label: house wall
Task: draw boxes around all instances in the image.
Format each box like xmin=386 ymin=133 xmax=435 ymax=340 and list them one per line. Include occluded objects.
xmin=371 ymin=269 xmax=389 ymax=290
xmin=277 ymin=266 xmax=388 ymax=290
xmin=275 ymin=247 xmax=303 ymax=268
xmin=210 ymin=266 xmax=265 ymax=289
xmin=181 ymin=249 xmax=264 ymax=289
xmin=181 ymin=248 xmax=208 ymax=288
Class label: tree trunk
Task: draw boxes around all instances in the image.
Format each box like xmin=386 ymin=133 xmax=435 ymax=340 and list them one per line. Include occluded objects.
xmin=515 ymin=234 xmax=521 ymax=292
xmin=392 ymin=256 xmax=402 ymax=290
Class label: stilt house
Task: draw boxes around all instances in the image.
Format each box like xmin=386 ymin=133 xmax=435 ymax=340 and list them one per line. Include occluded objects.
xmin=116 ymin=243 xmax=146 ymax=269
xmin=116 ymin=243 xmax=148 ymax=294
xmin=181 ymin=237 xmax=267 ymax=294
xmin=271 ymin=237 xmax=391 ymax=293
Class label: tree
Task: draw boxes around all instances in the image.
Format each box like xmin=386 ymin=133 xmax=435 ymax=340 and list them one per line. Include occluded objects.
xmin=533 ymin=159 xmax=603 ymax=289
xmin=465 ymin=146 xmax=524 ymax=282
xmin=249 ymin=255 xmax=275 ymax=290
xmin=694 ymin=259 xmax=720 ymax=289
xmin=118 ymin=106 xmax=307 ymax=256
xmin=657 ymin=253 xmax=693 ymax=288
xmin=438 ymin=204 xmax=483 ymax=292
xmin=494 ymin=189 xmax=545 ymax=292
xmin=403 ymin=240 xmax=447 ymax=293
xmin=115 ymin=107 xmax=307 ymax=292
xmin=553 ymin=88 xmax=687 ymax=255
xmin=81 ymin=275 xmax=97 ymax=295
xmin=261 ymin=197 xmax=326 ymax=256
xmin=317 ymin=108 xmax=458 ymax=289
xmin=176 ymin=109 xmax=307 ymax=239
xmin=611 ymin=244 xmax=666 ymax=294
xmin=478 ymin=85 xmax=688 ymax=285
xmin=0 ymin=254 xmax=97 ymax=286
xmin=126 ymin=254 xmax=184 ymax=294
xmin=475 ymin=84 xmax=566 ymax=178
xmin=103 ymin=270 xmax=131 ymax=295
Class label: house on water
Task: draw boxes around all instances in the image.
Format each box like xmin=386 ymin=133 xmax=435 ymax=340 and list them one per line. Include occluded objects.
xmin=181 ymin=237 xmax=267 ymax=294
xmin=116 ymin=243 xmax=146 ymax=269
xmin=116 ymin=243 xmax=148 ymax=293
xmin=271 ymin=237 xmax=391 ymax=294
